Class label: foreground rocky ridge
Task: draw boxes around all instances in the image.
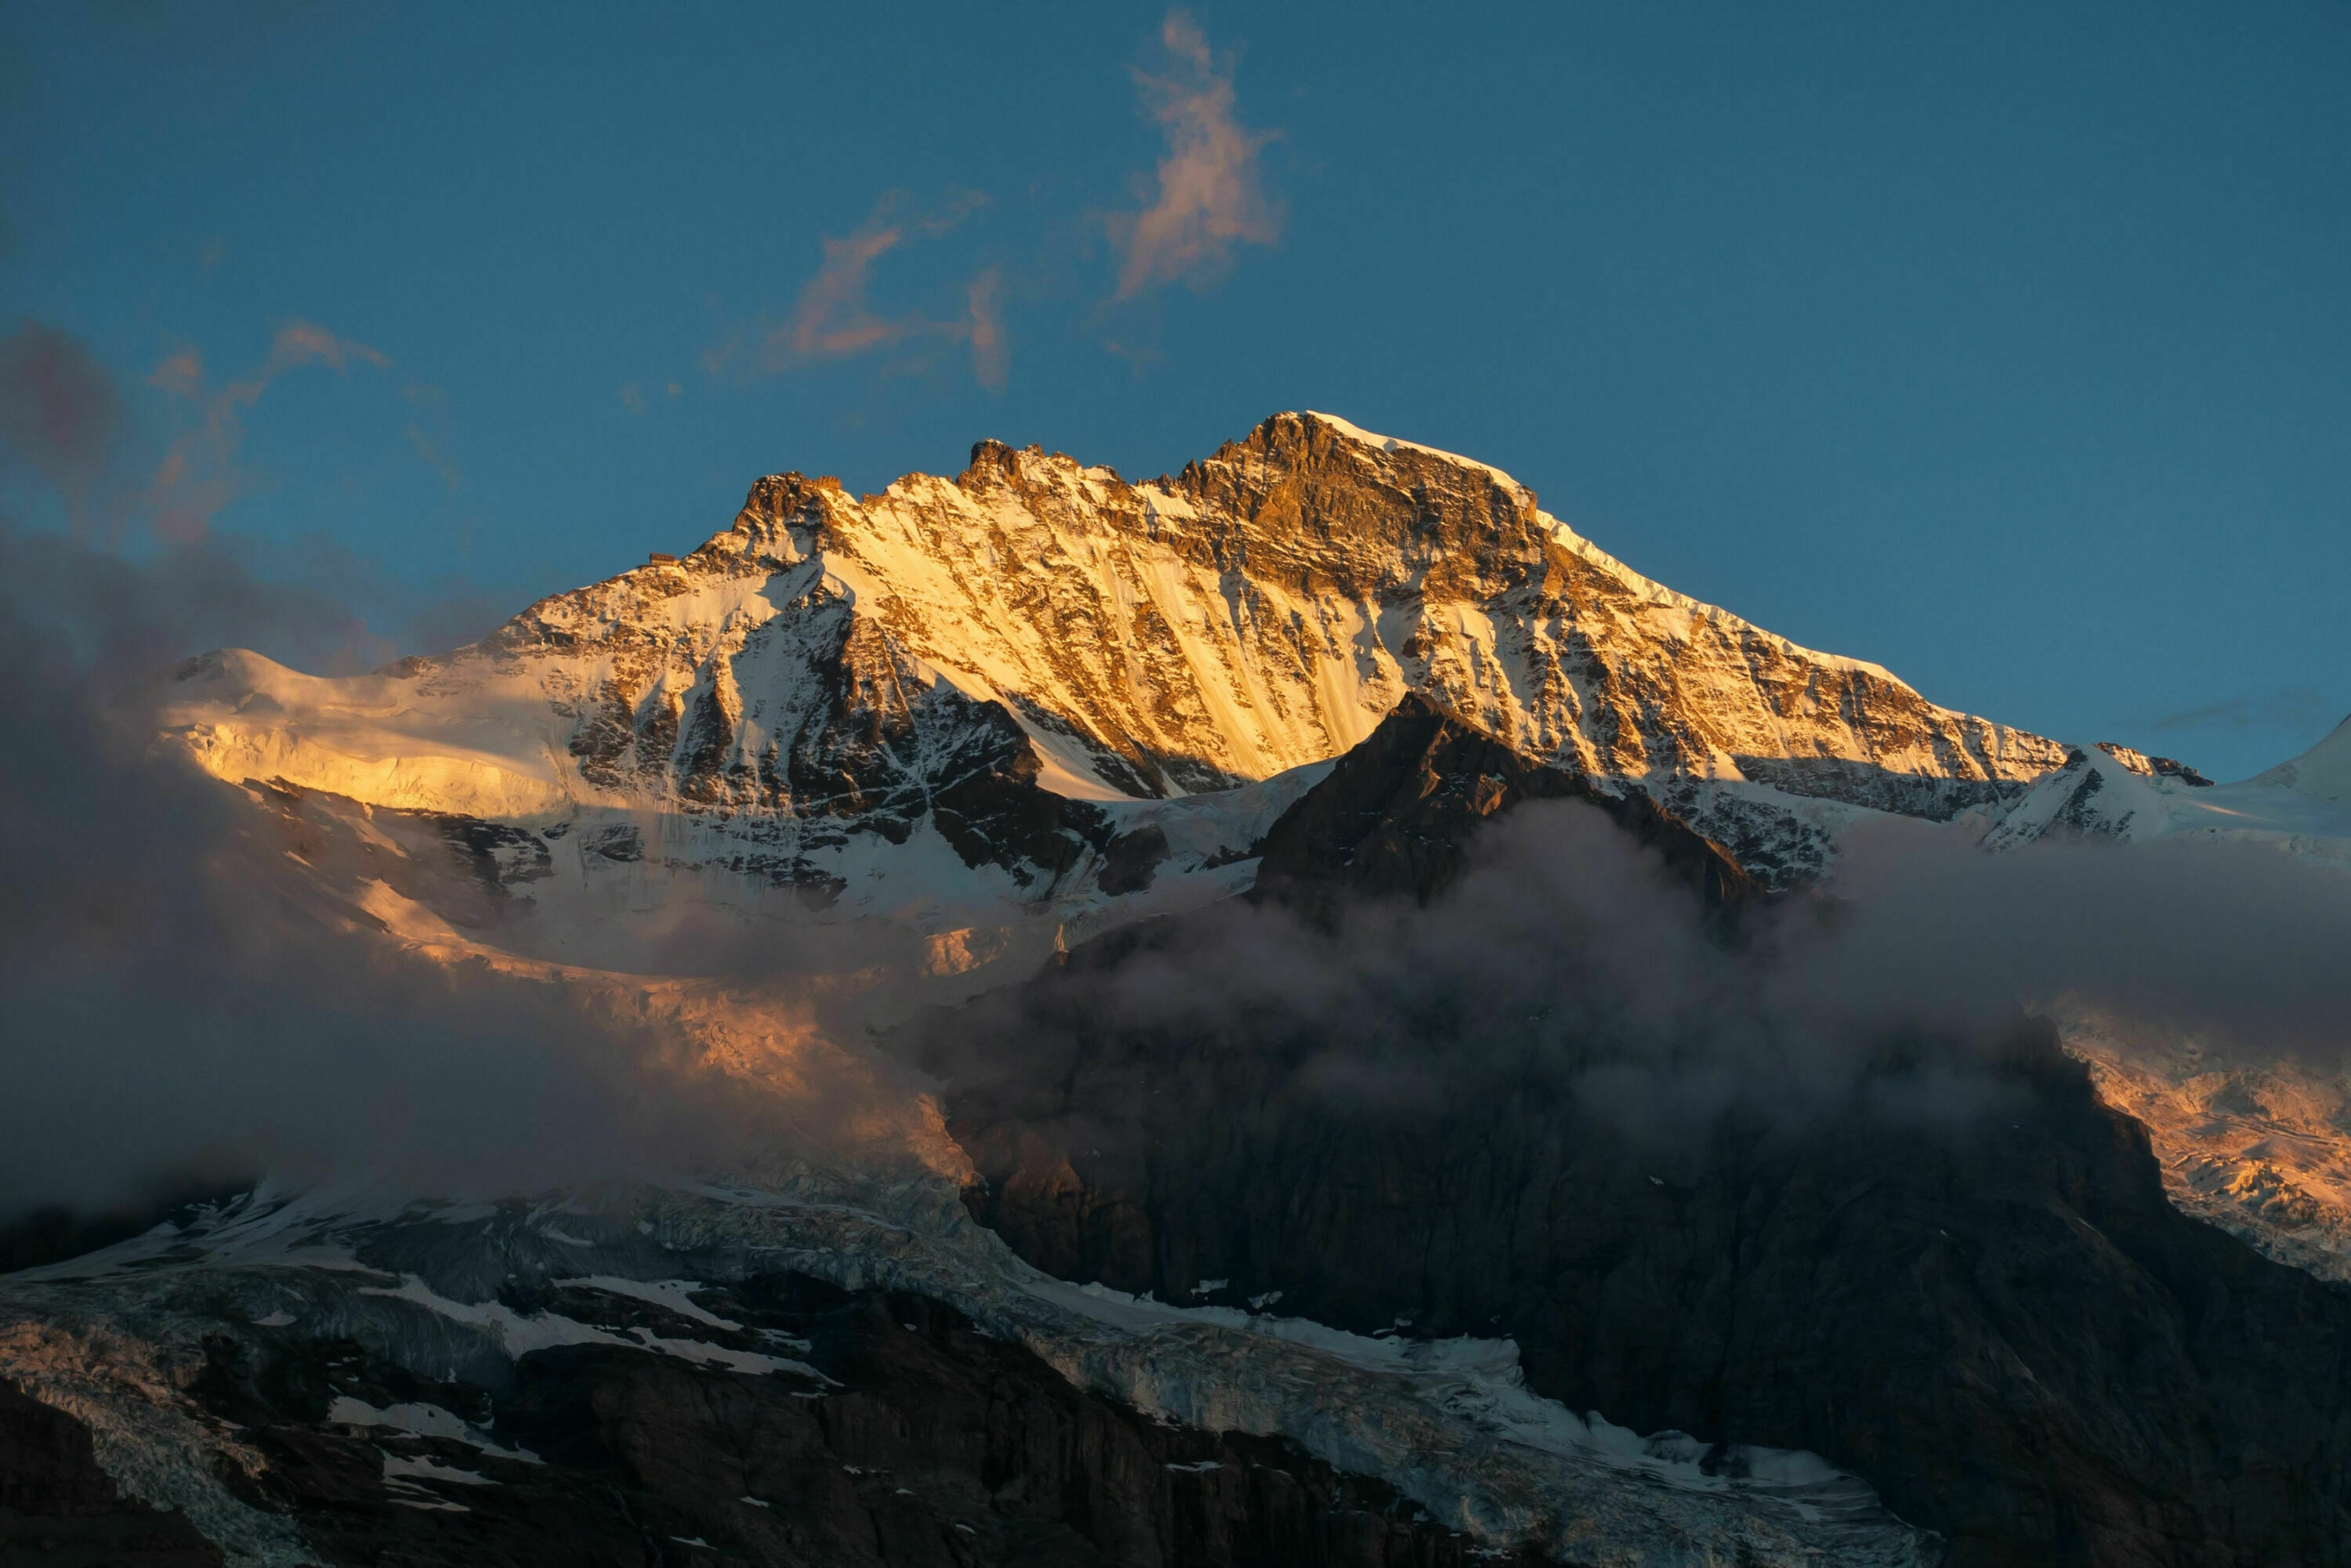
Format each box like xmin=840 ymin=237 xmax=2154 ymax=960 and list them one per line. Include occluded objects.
xmin=0 ymin=1163 xmax=1937 ymax=1568
xmin=6 ymin=1266 xmax=1527 ymax=1568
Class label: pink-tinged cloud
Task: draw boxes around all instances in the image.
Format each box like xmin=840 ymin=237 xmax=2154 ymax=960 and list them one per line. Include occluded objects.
xmin=265 ymin=319 xmax=389 ymax=377
xmin=401 ymin=382 xmax=462 ymax=491
xmin=773 ymin=212 xmax=915 ymax=365
xmin=708 ymin=191 xmax=1007 ymax=389
xmin=1113 ymin=11 xmax=1283 ymax=301
xmin=147 ymin=320 xmax=390 ymax=542
xmin=148 ymin=348 xmax=205 ymax=400
xmin=0 ymin=322 xmax=129 ymax=532
xmin=966 ymin=266 xmax=1009 ymax=392
xmin=748 ymin=192 xmax=993 ymax=374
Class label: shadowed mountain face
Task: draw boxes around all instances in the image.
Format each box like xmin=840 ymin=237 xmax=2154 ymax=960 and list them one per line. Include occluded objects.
xmin=5 ymin=1270 xmax=1536 ymax=1568
xmin=1249 ymin=690 xmax=1762 ymax=916
xmin=907 ymin=701 xmax=2351 ymax=1568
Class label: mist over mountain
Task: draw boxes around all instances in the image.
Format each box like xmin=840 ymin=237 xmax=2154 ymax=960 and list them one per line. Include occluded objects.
xmin=0 ymin=520 xmax=821 ymax=1219
xmin=2 ymin=411 xmax=2349 ymax=1566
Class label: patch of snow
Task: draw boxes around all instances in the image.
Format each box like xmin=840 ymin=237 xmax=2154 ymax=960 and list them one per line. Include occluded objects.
xmin=328 ymin=1396 xmax=541 ymax=1463
xmin=382 ymin=1450 xmax=491 ymax=1487
xmin=560 ymin=1276 xmax=740 ymax=1331
xmin=358 ymin=1274 xmax=833 ymax=1382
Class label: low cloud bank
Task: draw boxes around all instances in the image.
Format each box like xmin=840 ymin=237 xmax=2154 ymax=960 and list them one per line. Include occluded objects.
xmin=1774 ymin=813 xmax=2351 ymax=1061
xmin=10 ymin=486 xmax=2344 ymax=1225
xmin=0 ymin=323 xmax=844 ymax=1224
xmin=918 ymin=796 xmax=2351 ymax=1150
xmin=0 ymin=520 xmax=811 ymax=1220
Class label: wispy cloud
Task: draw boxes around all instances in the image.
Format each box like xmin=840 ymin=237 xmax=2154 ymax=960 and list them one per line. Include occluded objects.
xmin=147 ymin=319 xmax=389 ymax=541
xmin=775 ymin=201 xmax=929 ymax=365
xmin=966 ymin=265 xmax=1009 ymax=393
xmin=0 ymin=321 xmax=129 ymax=533
xmin=400 ymin=382 xmax=461 ymax=491
xmin=691 ymin=13 xmax=1281 ymax=400
xmin=706 ymin=191 xmax=1008 ymax=391
xmin=1112 ymin=11 xmax=1282 ymax=301
xmin=617 ymin=381 xmax=683 ymax=417
xmin=2153 ymin=687 xmax=2336 ymax=735
xmin=263 ymin=319 xmax=389 ymax=378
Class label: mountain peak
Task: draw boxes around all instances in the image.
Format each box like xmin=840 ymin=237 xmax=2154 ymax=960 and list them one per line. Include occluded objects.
xmin=162 ymin=414 xmax=2083 ymax=946
xmin=2250 ymin=712 xmax=2351 ymax=802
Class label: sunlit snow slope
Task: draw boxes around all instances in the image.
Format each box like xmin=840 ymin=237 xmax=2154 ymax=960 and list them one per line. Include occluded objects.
xmin=1983 ymin=719 xmax=2351 ymax=864
xmin=161 ymin=410 xmax=2079 ymax=936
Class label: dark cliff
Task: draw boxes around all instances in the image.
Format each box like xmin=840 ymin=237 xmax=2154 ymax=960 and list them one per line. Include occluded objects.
xmin=1249 ymin=690 xmax=1761 ymax=916
xmin=906 ymin=700 xmax=2351 ymax=1568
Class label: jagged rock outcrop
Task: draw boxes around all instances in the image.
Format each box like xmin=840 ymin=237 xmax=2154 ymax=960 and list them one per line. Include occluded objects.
xmin=1250 ymin=691 xmax=1760 ymax=915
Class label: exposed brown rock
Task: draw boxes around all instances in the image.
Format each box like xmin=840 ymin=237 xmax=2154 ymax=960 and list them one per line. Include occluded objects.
xmin=1252 ymin=691 xmax=1761 ymax=916
xmin=166 ymin=1274 xmax=1548 ymax=1568
xmin=0 ymin=1378 xmax=222 ymax=1566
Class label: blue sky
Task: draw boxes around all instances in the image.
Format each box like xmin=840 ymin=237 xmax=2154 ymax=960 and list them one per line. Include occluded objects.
xmin=1 ymin=0 xmax=2346 ymax=780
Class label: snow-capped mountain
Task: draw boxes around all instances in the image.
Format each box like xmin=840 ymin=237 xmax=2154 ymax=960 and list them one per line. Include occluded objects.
xmin=1978 ymin=718 xmax=2351 ymax=864
xmin=22 ymin=412 xmax=2351 ymax=1567
xmin=160 ymin=411 xmax=2080 ymax=958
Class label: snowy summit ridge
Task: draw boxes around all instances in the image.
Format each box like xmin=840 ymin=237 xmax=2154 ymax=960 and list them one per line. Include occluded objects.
xmin=157 ymin=411 xmax=2342 ymax=951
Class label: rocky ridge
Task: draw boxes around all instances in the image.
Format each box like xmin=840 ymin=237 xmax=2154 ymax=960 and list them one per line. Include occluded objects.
xmin=1247 ymin=690 xmax=1762 ymax=918
xmin=160 ymin=411 xmax=2080 ymax=961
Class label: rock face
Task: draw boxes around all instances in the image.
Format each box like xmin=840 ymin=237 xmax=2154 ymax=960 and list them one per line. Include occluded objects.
xmin=943 ymin=1005 xmax=2351 ymax=1568
xmin=0 ymin=1168 xmax=1939 ymax=1568
xmin=1 ymin=1377 xmax=222 ymax=1565
xmin=167 ymin=1272 xmax=1527 ymax=1568
xmin=2063 ymin=1005 xmax=2351 ymax=1287
xmin=1250 ymin=691 xmax=1761 ymax=915
xmin=158 ymin=411 xmax=2076 ymax=946
xmin=917 ymin=723 xmax=2351 ymax=1568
